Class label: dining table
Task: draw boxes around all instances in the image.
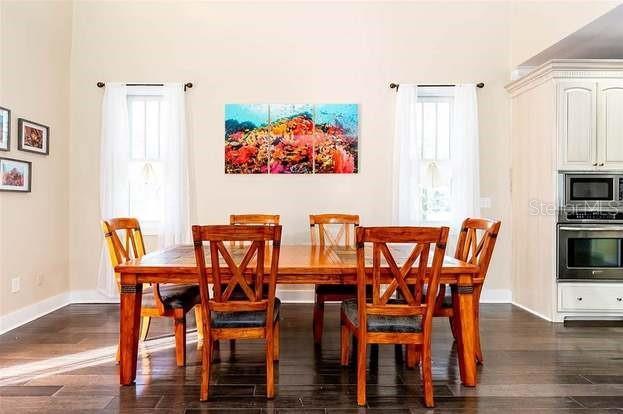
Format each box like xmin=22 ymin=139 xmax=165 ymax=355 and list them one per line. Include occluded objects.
xmin=115 ymin=243 xmax=481 ymax=387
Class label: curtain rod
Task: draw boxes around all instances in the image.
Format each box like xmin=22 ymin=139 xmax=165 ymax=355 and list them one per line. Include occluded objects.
xmin=96 ymin=82 xmax=194 ymax=91
xmin=389 ymin=82 xmax=484 ymax=91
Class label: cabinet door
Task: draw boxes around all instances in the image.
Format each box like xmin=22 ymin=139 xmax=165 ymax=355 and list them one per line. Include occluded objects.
xmin=598 ymin=82 xmax=623 ymax=169
xmin=558 ymin=82 xmax=597 ymax=170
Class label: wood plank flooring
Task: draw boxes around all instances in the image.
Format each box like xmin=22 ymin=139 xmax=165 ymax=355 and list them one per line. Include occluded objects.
xmin=1 ymin=303 xmax=623 ymax=413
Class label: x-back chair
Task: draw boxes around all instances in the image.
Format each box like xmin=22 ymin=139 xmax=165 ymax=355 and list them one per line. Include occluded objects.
xmin=101 ymin=218 xmax=202 ymax=367
xmin=309 ymin=214 xmax=360 ymax=345
xmin=340 ymin=226 xmax=449 ymax=407
xmin=434 ymin=217 xmax=501 ymax=364
xmin=192 ymin=224 xmax=282 ymax=401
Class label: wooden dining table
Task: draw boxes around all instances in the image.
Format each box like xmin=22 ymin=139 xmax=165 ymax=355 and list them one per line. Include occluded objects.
xmin=115 ymin=244 xmax=481 ymax=387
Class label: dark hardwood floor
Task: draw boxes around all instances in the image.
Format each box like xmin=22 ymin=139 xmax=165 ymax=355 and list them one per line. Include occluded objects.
xmin=1 ymin=303 xmax=623 ymax=413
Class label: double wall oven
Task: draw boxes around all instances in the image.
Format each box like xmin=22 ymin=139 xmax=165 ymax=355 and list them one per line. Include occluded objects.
xmin=557 ymin=173 xmax=623 ymax=281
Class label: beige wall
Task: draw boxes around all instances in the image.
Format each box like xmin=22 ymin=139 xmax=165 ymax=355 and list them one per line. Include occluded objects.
xmin=0 ymin=1 xmax=72 ymax=315
xmin=510 ymin=1 xmax=620 ymax=68
xmin=69 ymin=1 xmax=513 ymax=295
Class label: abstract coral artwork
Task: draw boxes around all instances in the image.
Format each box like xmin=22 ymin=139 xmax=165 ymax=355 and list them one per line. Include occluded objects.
xmin=225 ymin=104 xmax=358 ymax=174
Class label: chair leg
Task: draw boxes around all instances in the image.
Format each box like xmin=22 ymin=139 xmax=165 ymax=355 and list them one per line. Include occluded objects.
xmin=449 ymin=316 xmax=459 ymax=340
xmin=139 ymin=316 xmax=151 ymax=341
xmin=274 ymin=320 xmax=280 ymax=361
xmin=266 ymin=331 xmax=275 ymax=399
xmin=200 ymin=337 xmax=212 ymax=401
xmin=356 ymin=334 xmax=367 ymax=406
xmin=474 ymin=309 xmax=484 ymax=365
xmin=194 ymin=306 xmax=204 ymax=341
xmin=406 ymin=344 xmax=420 ymax=369
xmin=313 ymin=294 xmax=325 ymax=345
xmin=340 ymin=322 xmax=350 ymax=366
xmin=230 ymin=339 xmax=236 ymax=353
xmin=422 ymin=342 xmax=434 ymax=408
xmin=174 ymin=309 xmax=187 ymax=367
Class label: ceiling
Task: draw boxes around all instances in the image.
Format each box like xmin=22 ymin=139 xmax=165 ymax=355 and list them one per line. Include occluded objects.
xmin=520 ymin=4 xmax=623 ymax=68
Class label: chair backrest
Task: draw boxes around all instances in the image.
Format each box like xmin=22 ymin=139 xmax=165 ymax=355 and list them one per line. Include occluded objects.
xmin=101 ymin=218 xmax=147 ymax=287
xmin=192 ymin=225 xmax=282 ymax=323
xmin=309 ymin=214 xmax=359 ymax=247
xmin=355 ymin=226 xmax=449 ymax=333
xmin=454 ymin=218 xmax=501 ymax=281
xmin=230 ymin=214 xmax=280 ymax=247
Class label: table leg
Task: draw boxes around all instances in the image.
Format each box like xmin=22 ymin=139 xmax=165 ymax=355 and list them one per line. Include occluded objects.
xmin=120 ymin=281 xmax=142 ymax=385
xmin=453 ymin=274 xmax=477 ymax=387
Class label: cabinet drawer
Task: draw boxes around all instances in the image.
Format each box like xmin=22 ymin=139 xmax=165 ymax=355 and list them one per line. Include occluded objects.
xmin=559 ymin=284 xmax=623 ymax=312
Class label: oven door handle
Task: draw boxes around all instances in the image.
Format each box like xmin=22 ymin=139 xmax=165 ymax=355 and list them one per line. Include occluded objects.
xmin=559 ymin=226 xmax=623 ymax=231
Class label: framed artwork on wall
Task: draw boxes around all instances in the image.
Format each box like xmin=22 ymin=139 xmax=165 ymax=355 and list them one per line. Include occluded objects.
xmin=0 ymin=106 xmax=10 ymax=151
xmin=225 ymin=103 xmax=358 ymax=174
xmin=18 ymin=118 xmax=49 ymax=155
xmin=0 ymin=157 xmax=31 ymax=193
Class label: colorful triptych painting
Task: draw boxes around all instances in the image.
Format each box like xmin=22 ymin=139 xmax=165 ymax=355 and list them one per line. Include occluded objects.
xmin=225 ymin=104 xmax=358 ymax=174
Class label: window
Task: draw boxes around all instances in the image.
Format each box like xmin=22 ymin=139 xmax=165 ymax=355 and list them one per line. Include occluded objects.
xmin=127 ymin=93 xmax=166 ymax=234
xmin=417 ymin=88 xmax=453 ymax=223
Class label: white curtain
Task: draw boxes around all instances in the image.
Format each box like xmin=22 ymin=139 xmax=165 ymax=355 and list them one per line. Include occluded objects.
xmin=392 ymin=84 xmax=420 ymax=225
xmin=97 ymin=83 xmax=130 ymax=298
xmin=96 ymin=83 xmax=191 ymax=298
xmin=450 ymin=84 xmax=480 ymax=231
xmin=160 ymin=83 xmax=191 ymax=246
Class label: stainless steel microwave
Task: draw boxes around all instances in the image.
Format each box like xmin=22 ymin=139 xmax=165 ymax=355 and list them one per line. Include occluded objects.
xmin=563 ymin=173 xmax=623 ymax=208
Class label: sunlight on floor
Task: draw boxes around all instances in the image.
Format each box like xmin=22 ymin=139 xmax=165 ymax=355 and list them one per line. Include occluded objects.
xmin=0 ymin=332 xmax=198 ymax=386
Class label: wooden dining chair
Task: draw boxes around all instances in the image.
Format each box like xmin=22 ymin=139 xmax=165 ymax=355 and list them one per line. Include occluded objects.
xmin=227 ymin=214 xmax=279 ymax=350
xmin=309 ymin=214 xmax=360 ymax=345
xmin=230 ymin=215 xmax=280 ymax=246
xmin=101 ymin=218 xmax=202 ymax=367
xmin=340 ymin=226 xmax=449 ymax=407
xmin=192 ymin=224 xmax=282 ymax=401
xmin=434 ymin=218 xmax=501 ymax=364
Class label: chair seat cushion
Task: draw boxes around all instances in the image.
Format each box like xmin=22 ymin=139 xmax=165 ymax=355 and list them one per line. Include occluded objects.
xmin=211 ymin=298 xmax=281 ymax=329
xmin=142 ymin=284 xmax=201 ymax=310
xmin=341 ymin=299 xmax=422 ymax=333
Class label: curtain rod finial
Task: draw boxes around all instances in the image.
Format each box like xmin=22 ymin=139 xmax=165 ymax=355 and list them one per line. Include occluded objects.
xmin=97 ymin=82 xmax=105 ymax=88
xmin=389 ymin=83 xmax=399 ymax=90
xmin=476 ymin=82 xmax=484 ymax=88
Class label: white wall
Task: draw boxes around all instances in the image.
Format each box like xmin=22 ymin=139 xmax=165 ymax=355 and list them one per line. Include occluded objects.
xmin=0 ymin=1 xmax=72 ymax=316
xmin=69 ymin=1 xmax=513 ymax=297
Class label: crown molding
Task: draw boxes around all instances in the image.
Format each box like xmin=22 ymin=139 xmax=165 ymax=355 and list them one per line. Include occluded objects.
xmin=506 ymin=59 xmax=623 ymax=96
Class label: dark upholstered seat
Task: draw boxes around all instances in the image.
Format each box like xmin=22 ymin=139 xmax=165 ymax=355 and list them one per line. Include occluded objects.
xmin=142 ymin=284 xmax=201 ymax=309
xmin=341 ymin=299 xmax=422 ymax=333
xmin=211 ymin=298 xmax=281 ymax=329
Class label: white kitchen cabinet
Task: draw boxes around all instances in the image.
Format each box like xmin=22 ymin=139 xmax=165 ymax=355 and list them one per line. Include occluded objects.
xmin=558 ymin=82 xmax=597 ymax=171
xmin=598 ymin=82 xmax=623 ymax=170
xmin=507 ymin=60 xmax=623 ymax=320
xmin=559 ymin=283 xmax=623 ymax=312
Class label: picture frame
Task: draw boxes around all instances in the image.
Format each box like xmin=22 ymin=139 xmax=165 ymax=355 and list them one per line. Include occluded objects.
xmin=18 ymin=118 xmax=49 ymax=155
xmin=0 ymin=157 xmax=32 ymax=193
xmin=0 ymin=106 xmax=10 ymax=151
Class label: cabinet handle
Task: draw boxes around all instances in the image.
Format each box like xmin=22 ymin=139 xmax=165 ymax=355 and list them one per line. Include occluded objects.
xmin=593 ymin=163 xmax=598 ymax=166
xmin=599 ymin=163 xmax=605 ymax=167
xmin=577 ymin=297 xmax=583 ymax=301
xmin=617 ymin=298 xmax=622 ymax=302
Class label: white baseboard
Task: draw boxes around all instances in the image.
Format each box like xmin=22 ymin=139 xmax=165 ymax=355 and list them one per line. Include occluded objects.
xmin=0 ymin=292 xmax=71 ymax=335
xmin=511 ymin=301 xmax=553 ymax=322
xmin=480 ymin=289 xmax=512 ymax=303
xmin=69 ymin=290 xmax=119 ymax=303
xmin=1 ymin=287 xmax=514 ymax=335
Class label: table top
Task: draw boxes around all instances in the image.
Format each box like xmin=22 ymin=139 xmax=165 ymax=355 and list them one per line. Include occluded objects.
xmin=116 ymin=244 xmax=479 ymax=282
